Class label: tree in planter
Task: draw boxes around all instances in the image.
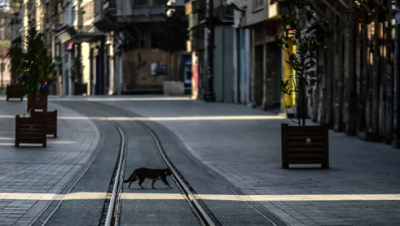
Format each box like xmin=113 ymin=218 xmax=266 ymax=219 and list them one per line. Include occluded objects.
xmin=21 ymin=23 xmax=56 ymax=113
xmin=7 ymin=36 xmax=24 ymax=84
xmin=274 ymin=0 xmax=319 ymax=126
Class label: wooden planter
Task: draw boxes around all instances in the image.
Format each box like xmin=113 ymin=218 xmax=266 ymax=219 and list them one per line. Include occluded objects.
xmin=74 ymin=83 xmax=87 ymax=95
xmin=15 ymin=115 xmax=47 ymax=147
xmin=6 ymin=84 xmax=24 ymax=101
xmin=31 ymin=110 xmax=57 ymax=138
xmin=27 ymin=93 xmax=48 ymax=112
xmin=281 ymin=123 xmax=329 ymax=169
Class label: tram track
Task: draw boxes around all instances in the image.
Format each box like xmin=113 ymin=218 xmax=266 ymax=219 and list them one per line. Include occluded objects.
xmin=99 ymin=110 xmax=215 ymax=226
xmin=31 ymin=100 xmax=282 ymax=226
xmin=31 ymin=100 xmax=215 ymax=226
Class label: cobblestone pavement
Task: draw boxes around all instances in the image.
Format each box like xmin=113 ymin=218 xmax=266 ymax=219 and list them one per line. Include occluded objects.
xmin=96 ymin=96 xmax=400 ymax=226
xmin=0 ymin=98 xmax=100 ymax=226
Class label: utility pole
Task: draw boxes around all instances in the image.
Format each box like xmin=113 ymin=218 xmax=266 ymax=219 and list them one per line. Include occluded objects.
xmin=204 ymin=0 xmax=216 ymax=102
xmin=393 ymin=0 xmax=400 ymax=147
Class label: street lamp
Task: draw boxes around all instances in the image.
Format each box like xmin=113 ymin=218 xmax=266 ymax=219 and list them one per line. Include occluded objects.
xmin=166 ymin=0 xmax=176 ymax=17
xmin=204 ymin=0 xmax=216 ymax=102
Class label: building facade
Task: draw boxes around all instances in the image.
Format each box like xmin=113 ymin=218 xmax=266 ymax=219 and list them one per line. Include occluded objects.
xmin=186 ymin=0 xmax=234 ymax=102
xmin=94 ymin=0 xmax=189 ymax=95
xmin=229 ymin=0 xmax=400 ymax=148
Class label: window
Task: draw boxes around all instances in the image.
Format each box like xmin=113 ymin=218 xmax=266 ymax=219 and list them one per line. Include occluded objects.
xmin=55 ymin=43 xmax=61 ymax=57
xmin=71 ymin=6 xmax=76 ymax=24
xmin=253 ymin=0 xmax=264 ymax=11
xmin=132 ymin=0 xmax=148 ymax=6
xmin=153 ymin=0 xmax=168 ymax=6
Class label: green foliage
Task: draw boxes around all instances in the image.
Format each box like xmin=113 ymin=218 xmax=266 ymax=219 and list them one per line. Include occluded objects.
xmin=21 ymin=23 xmax=56 ymax=96
xmin=275 ymin=0 xmax=319 ymax=126
xmin=156 ymin=12 xmax=188 ymax=54
xmin=7 ymin=36 xmax=24 ymax=83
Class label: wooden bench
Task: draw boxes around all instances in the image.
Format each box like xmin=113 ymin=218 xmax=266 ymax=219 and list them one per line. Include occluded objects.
xmin=6 ymin=84 xmax=24 ymax=101
xmin=31 ymin=110 xmax=57 ymax=138
xmin=15 ymin=115 xmax=46 ymax=147
xmin=281 ymin=123 xmax=329 ymax=169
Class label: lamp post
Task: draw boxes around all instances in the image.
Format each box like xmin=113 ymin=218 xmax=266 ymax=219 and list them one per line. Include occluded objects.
xmin=204 ymin=0 xmax=216 ymax=102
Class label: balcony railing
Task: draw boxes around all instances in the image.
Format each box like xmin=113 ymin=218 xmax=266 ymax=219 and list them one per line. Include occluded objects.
xmin=131 ymin=7 xmax=166 ymax=16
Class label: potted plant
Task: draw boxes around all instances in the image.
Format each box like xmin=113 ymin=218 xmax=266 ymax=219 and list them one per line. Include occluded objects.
xmin=15 ymin=24 xmax=57 ymax=147
xmin=275 ymin=0 xmax=329 ymax=169
xmin=6 ymin=36 xmax=25 ymax=101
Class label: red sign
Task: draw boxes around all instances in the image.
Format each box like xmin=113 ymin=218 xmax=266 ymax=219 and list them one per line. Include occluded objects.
xmin=66 ymin=42 xmax=74 ymax=51
xmin=192 ymin=64 xmax=198 ymax=89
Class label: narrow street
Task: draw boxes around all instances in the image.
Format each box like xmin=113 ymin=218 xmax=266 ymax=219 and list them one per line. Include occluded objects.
xmin=3 ymin=0 xmax=400 ymax=225
xmin=43 ymin=96 xmax=400 ymax=226
xmin=0 ymin=96 xmax=400 ymax=225
xmin=38 ymin=99 xmax=279 ymax=226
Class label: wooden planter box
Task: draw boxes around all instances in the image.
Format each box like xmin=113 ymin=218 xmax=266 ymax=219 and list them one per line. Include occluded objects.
xmin=15 ymin=115 xmax=47 ymax=147
xmin=31 ymin=110 xmax=57 ymax=138
xmin=27 ymin=93 xmax=48 ymax=112
xmin=6 ymin=84 xmax=24 ymax=101
xmin=74 ymin=83 xmax=87 ymax=95
xmin=281 ymin=123 xmax=329 ymax=169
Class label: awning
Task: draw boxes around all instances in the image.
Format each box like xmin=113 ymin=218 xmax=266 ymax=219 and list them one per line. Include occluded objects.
xmin=55 ymin=25 xmax=77 ymax=43
xmin=55 ymin=25 xmax=105 ymax=43
xmin=73 ymin=32 xmax=106 ymax=43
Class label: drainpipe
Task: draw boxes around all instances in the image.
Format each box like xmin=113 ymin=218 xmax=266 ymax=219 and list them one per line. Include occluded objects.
xmin=204 ymin=0 xmax=216 ymax=102
xmin=221 ymin=25 xmax=225 ymax=102
xmin=393 ymin=1 xmax=400 ymax=148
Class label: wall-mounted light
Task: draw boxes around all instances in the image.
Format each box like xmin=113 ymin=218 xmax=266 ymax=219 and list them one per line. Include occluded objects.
xmin=166 ymin=0 xmax=176 ymax=17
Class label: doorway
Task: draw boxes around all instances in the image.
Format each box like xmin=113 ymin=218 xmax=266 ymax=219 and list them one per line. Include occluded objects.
xmin=266 ymin=42 xmax=282 ymax=110
xmin=254 ymin=45 xmax=264 ymax=107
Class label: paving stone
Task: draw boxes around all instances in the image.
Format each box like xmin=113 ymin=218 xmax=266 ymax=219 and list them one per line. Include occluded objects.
xmin=0 ymin=98 xmax=100 ymax=225
xmin=100 ymin=96 xmax=400 ymax=226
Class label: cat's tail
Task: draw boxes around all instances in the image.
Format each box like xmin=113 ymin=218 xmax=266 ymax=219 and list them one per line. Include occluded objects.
xmin=123 ymin=170 xmax=137 ymax=183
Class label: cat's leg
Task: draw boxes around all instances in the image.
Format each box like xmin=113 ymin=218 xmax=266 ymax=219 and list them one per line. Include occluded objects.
xmin=138 ymin=177 xmax=145 ymax=189
xmin=152 ymin=180 xmax=157 ymax=189
xmin=128 ymin=180 xmax=133 ymax=188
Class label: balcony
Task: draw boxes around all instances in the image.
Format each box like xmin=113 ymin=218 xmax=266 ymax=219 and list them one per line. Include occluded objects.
xmin=241 ymin=1 xmax=282 ymax=28
xmin=103 ymin=0 xmax=116 ymax=14
xmin=188 ymin=12 xmax=205 ymax=29
xmin=192 ymin=0 xmax=206 ymax=13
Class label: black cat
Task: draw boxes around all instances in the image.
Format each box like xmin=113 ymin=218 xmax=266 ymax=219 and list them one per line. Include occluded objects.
xmin=123 ymin=167 xmax=173 ymax=189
